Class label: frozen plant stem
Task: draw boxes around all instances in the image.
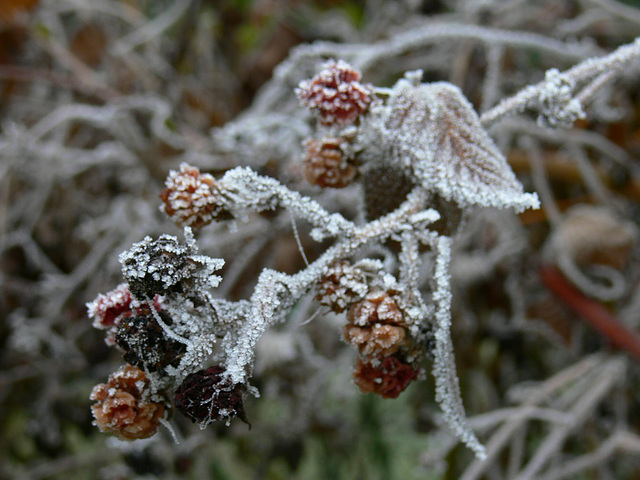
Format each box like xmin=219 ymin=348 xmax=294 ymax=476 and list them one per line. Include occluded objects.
xmin=432 ymin=236 xmax=487 ymax=459
xmin=224 ymin=187 xmax=438 ymax=384
xmin=480 ymin=37 xmax=640 ymax=127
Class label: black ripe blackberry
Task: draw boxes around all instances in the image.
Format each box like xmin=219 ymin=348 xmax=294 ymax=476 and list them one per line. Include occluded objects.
xmin=116 ymin=312 xmax=186 ymax=372
xmin=174 ymin=366 xmax=249 ymax=427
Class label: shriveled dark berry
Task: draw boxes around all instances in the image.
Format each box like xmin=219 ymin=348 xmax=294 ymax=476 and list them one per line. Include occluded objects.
xmin=119 ymin=235 xmax=197 ymax=299
xmin=118 ymin=233 xmax=224 ymax=301
xmin=174 ymin=366 xmax=249 ymax=427
xmin=115 ymin=313 xmax=186 ymax=373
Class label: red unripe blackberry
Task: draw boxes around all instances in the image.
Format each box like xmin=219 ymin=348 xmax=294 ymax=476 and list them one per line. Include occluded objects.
xmin=296 ymin=60 xmax=374 ymax=126
xmin=353 ymin=356 xmax=419 ymax=398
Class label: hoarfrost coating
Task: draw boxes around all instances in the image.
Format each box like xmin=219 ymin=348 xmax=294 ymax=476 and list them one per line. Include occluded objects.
xmin=85 ymin=32 xmax=640 ymax=463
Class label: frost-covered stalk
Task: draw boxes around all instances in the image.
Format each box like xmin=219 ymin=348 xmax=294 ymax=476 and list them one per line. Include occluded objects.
xmin=480 ymin=37 xmax=640 ymax=128
xmin=431 ymin=235 xmax=486 ymax=458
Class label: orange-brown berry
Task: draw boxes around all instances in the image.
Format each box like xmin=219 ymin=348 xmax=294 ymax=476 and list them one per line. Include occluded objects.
xmin=160 ymin=163 xmax=232 ymax=229
xmin=90 ymin=365 xmax=164 ymax=440
xmin=303 ymin=138 xmax=356 ymax=188
xmin=343 ymin=323 xmax=406 ymax=357
xmin=347 ymin=290 xmax=404 ymax=327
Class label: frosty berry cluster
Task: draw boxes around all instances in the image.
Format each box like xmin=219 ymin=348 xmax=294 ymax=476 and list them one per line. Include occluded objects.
xmin=88 ymin=60 xmax=541 ymax=459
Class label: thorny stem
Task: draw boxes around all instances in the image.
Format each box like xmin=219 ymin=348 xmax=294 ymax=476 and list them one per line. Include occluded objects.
xmin=221 ymin=167 xmax=355 ymax=238
xmin=431 ymin=235 xmax=487 ymax=459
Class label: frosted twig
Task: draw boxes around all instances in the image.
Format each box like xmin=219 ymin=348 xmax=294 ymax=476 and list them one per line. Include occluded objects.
xmin=357 ymin=22 xmax=594 ymax=72
xmin=568 ymin=144 xmax=613 ymax=205
xmin=290 ymin=212 xmax=310 ymax=268
xmin=221 ymin=167 xmax=355 ymax=239
xmin=33 ymin=33 xmax=118 ymax=98
xmin=521 ymin=136 xmax=562 ymax=227
xmin=481 ymin=44 xmax=505 ymax=113
xmin=57 ymin=0 xmax=146 ymax=24
xmin=497 ymin=117 xmax=633 ymax=166
xmin=469 ymin=406 xmax=572 ymax=430
xmin=538 ymin=430 xmax=640 ymax=480
xmin=576 ymin=69 xmax=618 ymax=106
xmin=583 ymin=0 xmax=640 ymax=25
xmin=224 ymin=187 xmax=438 ymax=384
xmin=480 ymin=38 xmax=640 ymax=127
xmin=460 ymin=355 xmax=605 ymax=480
xmin=431 ymin=235 xmax=487 ymax=459
xmin=110 ymin=0 xmax=193 ymax=55
xmin=514 ymin=358 xmax=625 ymax=480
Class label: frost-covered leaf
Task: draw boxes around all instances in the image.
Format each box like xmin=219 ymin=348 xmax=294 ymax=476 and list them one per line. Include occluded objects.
xmin=371 ymin=76 xmax=539 ymax=212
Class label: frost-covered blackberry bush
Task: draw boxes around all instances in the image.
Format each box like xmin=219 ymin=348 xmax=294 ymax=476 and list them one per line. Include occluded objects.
xmin=4 ymin=1 xmax=640 ymax=478
xmin=88 ymin=42 xmax=640 ymax=460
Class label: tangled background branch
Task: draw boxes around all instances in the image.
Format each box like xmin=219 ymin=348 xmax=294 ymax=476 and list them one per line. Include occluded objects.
xmin=2 ymin=1 xmax=640 ymax=479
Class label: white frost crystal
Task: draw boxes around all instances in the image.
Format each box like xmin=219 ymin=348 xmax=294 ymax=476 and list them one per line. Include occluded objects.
xmin=118 ymin=227 xmax=224 ymax=299
xmin=536 ymin=68 xmax=586 ymax=128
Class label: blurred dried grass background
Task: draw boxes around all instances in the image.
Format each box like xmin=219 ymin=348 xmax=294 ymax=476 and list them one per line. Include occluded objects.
xmin=1 ymin=0 xmax=640 ymax=479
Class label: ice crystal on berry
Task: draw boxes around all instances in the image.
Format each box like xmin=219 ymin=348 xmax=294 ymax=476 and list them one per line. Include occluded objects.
xmin=174 ymin=366 xmax=249 ymax=427
xmin=160 ymin=163 xmax=232 ymax=229
xmin=303 ymin=137 xmax=356 ymax=188
xmin=119 ymin=228 xmax=223 ymax=300
xmin=347 ymin=290 xmax=404 ymax=327
xmin=296 ymin=59 xmax=374 ymax=126
xmin=90 ymin=365 xmax=165 ymax=441
xmin=343 ymin=323 xmax=406 ymax=358
xmin=316 ymin=261 xmax=368 ymax=312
